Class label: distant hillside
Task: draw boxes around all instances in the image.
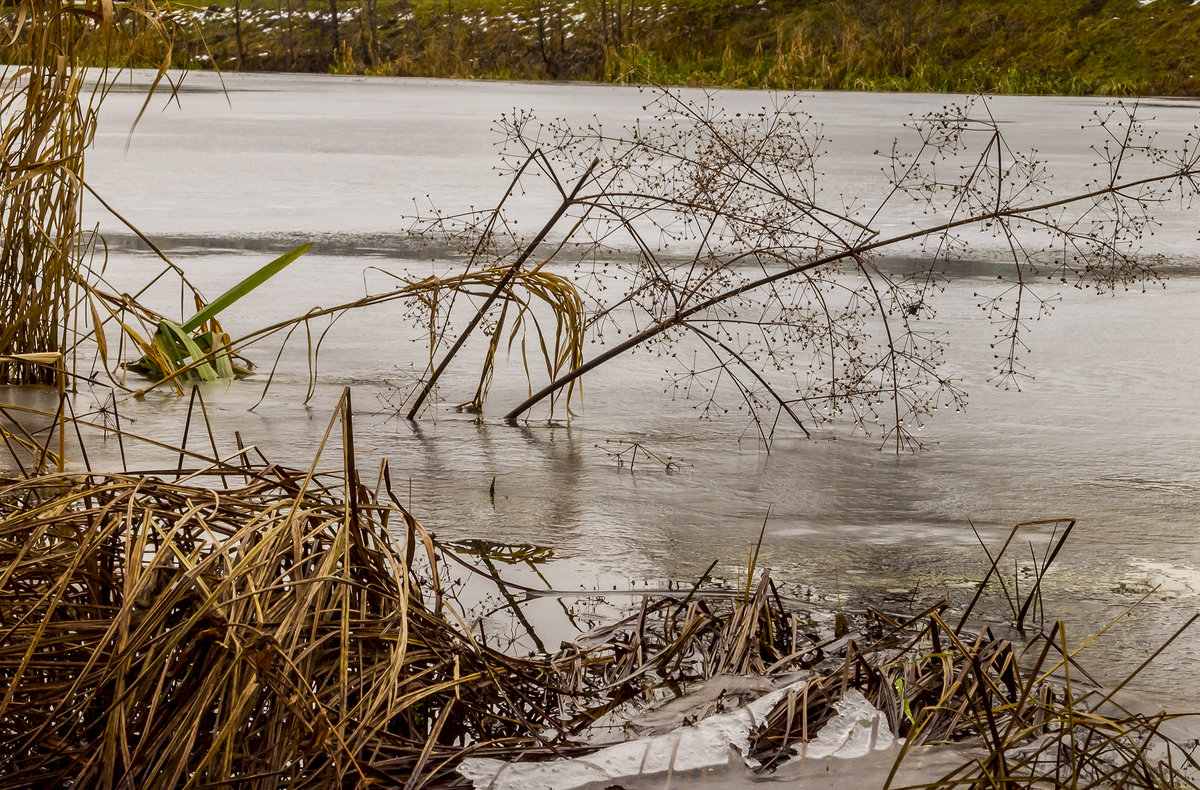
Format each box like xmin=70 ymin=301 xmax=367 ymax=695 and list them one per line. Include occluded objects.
xmin=98 ymin=0 xmax=1200 ymax=94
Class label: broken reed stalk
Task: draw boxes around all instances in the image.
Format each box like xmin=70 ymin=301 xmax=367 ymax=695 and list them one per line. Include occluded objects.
xmin=405 ymin=157 xmax=598 ymax=419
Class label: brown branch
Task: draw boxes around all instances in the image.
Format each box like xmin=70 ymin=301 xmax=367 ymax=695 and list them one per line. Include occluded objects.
xmin=502 ymin=162 xmax=1200 ymax=421
xmin=406 ymin=158 xmax=598 ymax=419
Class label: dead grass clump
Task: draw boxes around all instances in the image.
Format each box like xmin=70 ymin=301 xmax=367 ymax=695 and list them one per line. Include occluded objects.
xmin=463 ymin=551 xmax=1200 ymax=787
xmin=2 ymin=0 xmax=174 ymax=386
xmin=0 ymin=458 xmax=584 ymax=788
xmin=0 ymin=398 xmax=1196 ymax=788
xmin=749 ymin=605 xmax=1200 ymax=788
xmin=1 ymin=6 xmax=94 ymax=384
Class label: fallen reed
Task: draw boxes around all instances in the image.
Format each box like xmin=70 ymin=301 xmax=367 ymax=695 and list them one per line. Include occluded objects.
xmin=0 ymin=391 xmax=1196 ymax=788
xmin=0 ymin=418 xmax=576 ymax=787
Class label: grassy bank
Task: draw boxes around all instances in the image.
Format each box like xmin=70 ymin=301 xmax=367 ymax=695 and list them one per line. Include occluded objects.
xmin=93 ymin=0 xmax=1200 ymax=95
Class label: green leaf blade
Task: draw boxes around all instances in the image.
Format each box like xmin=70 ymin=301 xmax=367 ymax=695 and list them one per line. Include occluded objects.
xmin=181 ymin=243 xmax=311 ymax=334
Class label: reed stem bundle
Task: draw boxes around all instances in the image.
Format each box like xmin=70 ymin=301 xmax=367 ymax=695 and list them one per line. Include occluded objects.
xmin=0 ymin=1 xmax=99 ymax=384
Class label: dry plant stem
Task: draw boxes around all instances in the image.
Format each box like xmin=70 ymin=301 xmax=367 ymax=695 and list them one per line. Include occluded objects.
xmin=503 ymin=156 xmax=1198 ymax=422
xmin=957 ymin=517 xmax=1076 ymax=632
xmin=1 ymin=37 xmax=88 ymax=384
xmin=405 ymin=157 xmax=598 ymax=419
xmin=412 ymin=151 xmax=540 ymax=391
xmin=76 ymin=93 xmax=1188 ymax=450
xmin=2 ymin=0 xmax=175 ymax=386
xmin=385 ymin=93 xmax=1191 ymax=448
xmin=82 ymin=181 xmax=188 ymax=284
xmin=0 ymin=400 xmax=279 ymax=481
xmin=687 ymin=324 xmax=810 ymax=439
xmin=107 ymin=260 xmax=572 ymax=402
xmin=1014 ymin=518 xmax=1075 ymax=629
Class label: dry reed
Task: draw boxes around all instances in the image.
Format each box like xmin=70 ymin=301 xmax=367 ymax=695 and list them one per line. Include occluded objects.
xmin=0 ymin=391 xmax=1196 ymax=788
xmin=1 ymin=2 xmax=94 ymax=384
xmin=2 ymin=0 xmax=176 ymax=386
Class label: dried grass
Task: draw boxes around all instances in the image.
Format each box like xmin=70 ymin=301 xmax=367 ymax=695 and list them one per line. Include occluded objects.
xmin=2 ymin=0 xmax=175 ymax=386
xmin=1 ymin=10 xmax=92 ymax=384
xmin=0 ymin=393 xmax=579 ymax=788
xmin=0 ymin=391 xmax=1196 ymax=788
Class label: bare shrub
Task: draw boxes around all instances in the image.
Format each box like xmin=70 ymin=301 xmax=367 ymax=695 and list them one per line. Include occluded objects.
xmin=393 ymin=91 xmax=1199 ymax=449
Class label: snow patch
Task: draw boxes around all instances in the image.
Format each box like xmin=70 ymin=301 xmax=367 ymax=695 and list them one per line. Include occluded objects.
xmin=792 ymin=689 xmax=895 ymax=759
xmin=457 ymin=682 xmax=895 ymax=790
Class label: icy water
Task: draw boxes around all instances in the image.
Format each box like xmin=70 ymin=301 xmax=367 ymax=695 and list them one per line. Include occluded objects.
xmin=73 ymin=72 xmax=1200 ymax=706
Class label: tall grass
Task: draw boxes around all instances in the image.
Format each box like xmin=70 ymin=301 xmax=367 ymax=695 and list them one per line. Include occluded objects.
xmin=1 ymin=0 xmax=175 ymax=386
xmin=0 ymin=2 xmax=96 ymax=384
xmin=83 ymin=0 xmax=1200 ymax=95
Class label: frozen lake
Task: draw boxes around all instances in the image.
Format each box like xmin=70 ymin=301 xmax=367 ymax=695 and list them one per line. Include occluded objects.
xmin=74 ymin=71 xmax=1200 ymax=706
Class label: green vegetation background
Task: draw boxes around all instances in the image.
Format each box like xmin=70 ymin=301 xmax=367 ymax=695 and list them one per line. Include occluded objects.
xmin=98 ymin=0 xmax=1200 ymax=94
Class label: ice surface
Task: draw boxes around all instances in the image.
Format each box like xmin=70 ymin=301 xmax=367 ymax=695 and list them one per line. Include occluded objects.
xmin=791 ymin=688 xmax=895 ymax=759
xmin=457 ymin=681 xmax=896 ymax=790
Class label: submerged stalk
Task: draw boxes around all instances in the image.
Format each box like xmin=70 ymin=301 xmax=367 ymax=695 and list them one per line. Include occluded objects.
xmin=406 ymin=158 xmax=598 ymax=419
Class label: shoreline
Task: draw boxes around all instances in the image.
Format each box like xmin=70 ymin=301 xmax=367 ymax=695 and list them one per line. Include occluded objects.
xmin=81 ymin=0 xmax=1200 ymax=97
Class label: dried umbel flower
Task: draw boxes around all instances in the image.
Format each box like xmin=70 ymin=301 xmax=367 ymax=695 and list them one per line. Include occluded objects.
xmin=389 ymin=89 xmax=1199 ymax=452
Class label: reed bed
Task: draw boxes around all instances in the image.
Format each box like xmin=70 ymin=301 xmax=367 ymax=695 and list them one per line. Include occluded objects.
xmin=2 ymin=0 xmax=174 ymax=386
xmin=0 ymin=395 xmax=1194 ymax=789
xmin=0 ymin=472 xmax=1195 ymax=786
xmin=0 ymin=4 xmax=93 ymax=384
xmin=0 ymin=453 xmax=587 ymax=787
